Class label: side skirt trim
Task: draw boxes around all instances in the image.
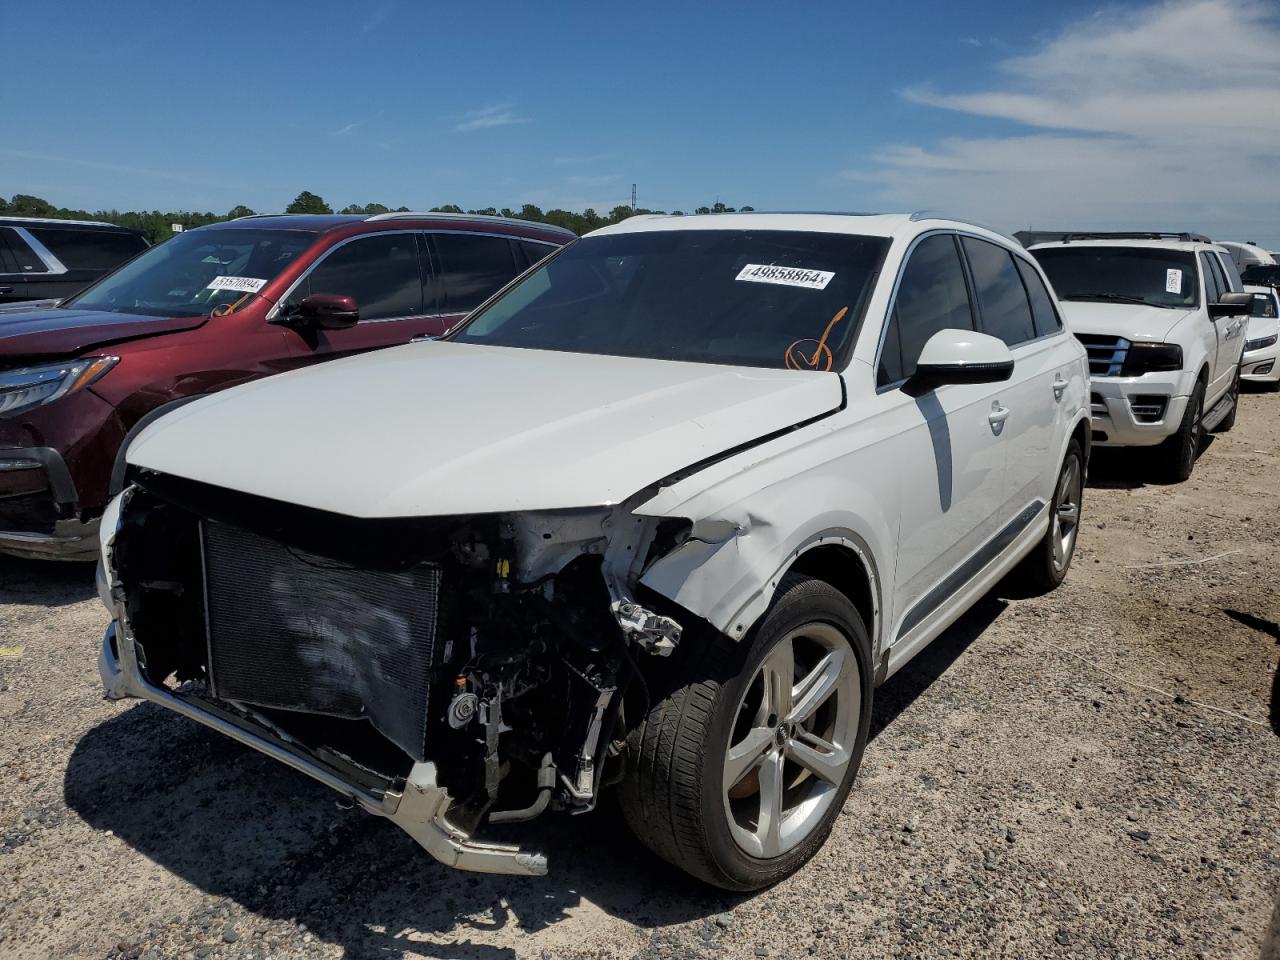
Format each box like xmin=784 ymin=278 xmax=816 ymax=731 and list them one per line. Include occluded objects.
xmin=895 ymin=498 xmax=1046 ymax=644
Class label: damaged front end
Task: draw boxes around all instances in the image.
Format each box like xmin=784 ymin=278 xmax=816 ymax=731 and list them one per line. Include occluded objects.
xmin=97 ymin=471 xmax=692 ymax=876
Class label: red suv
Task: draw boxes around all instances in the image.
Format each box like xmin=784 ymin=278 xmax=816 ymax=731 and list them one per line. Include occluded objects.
xmin=0 ymin=213 xmax=573 ymax=559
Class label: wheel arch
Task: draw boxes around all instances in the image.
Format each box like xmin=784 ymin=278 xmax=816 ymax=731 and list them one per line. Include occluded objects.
xmin=784 ymin=541 xmax=878 ymax=658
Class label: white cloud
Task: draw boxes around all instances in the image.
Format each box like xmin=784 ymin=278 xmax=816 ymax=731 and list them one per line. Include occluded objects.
xmin=454 ymin=102 xmax=532 ymax=132
xmin=860 ymin=0 xmax=1280 ymax=244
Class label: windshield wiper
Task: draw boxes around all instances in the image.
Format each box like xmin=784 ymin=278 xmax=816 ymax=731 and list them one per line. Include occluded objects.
xmin=1065 ymin=293 xmax=1155 ymax=306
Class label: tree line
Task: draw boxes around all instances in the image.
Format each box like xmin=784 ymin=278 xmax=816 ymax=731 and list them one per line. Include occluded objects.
xmin=0 ymin=191 xmax=754 ymax=244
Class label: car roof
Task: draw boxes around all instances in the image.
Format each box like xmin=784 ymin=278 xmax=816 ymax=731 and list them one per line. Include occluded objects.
xmin=214 ymin=212 xmax=576 ymax=240
xmin=0 ymin=215 xmax=143 ymax=234
xmin=584 ymin=211 xmax=1016 ymax=245
xmin=1028 ymin=238 xmax=1219 ymax=253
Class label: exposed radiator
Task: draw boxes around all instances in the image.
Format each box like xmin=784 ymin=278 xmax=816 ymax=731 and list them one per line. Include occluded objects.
xmin=201 ymin=520 xmax=443 ymax=761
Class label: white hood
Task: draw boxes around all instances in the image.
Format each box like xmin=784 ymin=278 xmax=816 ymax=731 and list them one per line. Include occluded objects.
xmin=1058 ymin=301 xmax=1194 ymax=343
xmin=127 ymin=341 xmax=844 ymax=517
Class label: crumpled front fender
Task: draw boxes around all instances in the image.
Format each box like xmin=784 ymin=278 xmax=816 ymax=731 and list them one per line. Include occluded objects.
xmin=635 ymin=469 xmax=892 ymax=655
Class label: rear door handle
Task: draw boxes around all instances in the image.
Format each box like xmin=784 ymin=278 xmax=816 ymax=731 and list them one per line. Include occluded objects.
xmin=1052 ymin=374 xmax=1068 ymax=400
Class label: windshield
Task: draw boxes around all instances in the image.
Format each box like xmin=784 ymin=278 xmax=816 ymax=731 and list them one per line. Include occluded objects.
xmin=450 ymin=229 xmax=889 ymax=369
xmin=1242 ymin=264 xmax=1280 ymax=287
xmin=1249 ymin=291 xmax=1278 ymax=318
xmin=64 ymin=228 xmax=317 ymax=318
xmin=1031 ymin=246 xmax=1200 ymax=309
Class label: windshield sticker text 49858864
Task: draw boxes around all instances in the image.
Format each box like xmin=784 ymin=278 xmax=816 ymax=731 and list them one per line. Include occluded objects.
xmin=736 ymin=263 xmax=835 ymax=290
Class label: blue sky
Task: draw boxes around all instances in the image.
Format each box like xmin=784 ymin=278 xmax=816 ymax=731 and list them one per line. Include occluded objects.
xmin=7 ymin=0 xmax=1280 ymax=245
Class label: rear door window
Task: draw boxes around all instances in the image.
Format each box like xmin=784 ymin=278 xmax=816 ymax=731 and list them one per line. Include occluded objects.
xmin=961 ymin=237 xmax=1036 ymax=348
xmin=1014 ymin=257 xmax=1063 ymax=338
xmin=878 ymin=233 xmax=975 ymax=386
xmin=432 ymin=233 xmax=520 ymax=313
xmin=291 ymin=233 xmax=423 ymax=321
xmin=26 ymin=228 xmax=147 ymax=271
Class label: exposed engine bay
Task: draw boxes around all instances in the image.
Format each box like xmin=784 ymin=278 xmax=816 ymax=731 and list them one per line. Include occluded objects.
xmin=104 ymin=469 xmax=693 ymax=868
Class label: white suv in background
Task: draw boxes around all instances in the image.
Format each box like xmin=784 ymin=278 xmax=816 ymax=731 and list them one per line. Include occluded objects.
xmin=1028 ymin=233 xmax=1252 ymax=482
xmin=99 ymin=213 xmax=1088 ymax=890
xmin=1242 ymin=284 xmax=1280 ymax=389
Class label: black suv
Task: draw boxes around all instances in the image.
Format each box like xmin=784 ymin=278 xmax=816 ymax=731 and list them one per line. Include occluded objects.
xmin=0 ymin=217 xmax=150 ymax=306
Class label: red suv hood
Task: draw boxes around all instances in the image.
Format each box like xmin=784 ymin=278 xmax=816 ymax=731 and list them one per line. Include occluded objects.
xmin=0 ymin=308 xmax=208 ymax=360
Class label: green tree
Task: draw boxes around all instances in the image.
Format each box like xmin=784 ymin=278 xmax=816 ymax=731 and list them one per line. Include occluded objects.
xmin=430 ymin=204 xmax=465 ymax=214
xmin=8 ymin=194 xmax=57 ymax=217
xmin=227 ymin=205 xmax=255 ymax=218
xmin=285 ymin=191 xmax=333 ymax=215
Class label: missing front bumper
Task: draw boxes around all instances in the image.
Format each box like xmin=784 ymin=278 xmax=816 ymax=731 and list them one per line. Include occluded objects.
xmin=98 ymin=621 xmax=548 ymax=877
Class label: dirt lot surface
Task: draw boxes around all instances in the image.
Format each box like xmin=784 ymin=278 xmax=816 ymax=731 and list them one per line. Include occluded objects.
xmin=2 ymin=389 xmax=1278 ymax=960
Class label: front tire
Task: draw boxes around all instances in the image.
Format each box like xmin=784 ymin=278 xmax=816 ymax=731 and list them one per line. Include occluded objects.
xmin=617 ymin=575 xmax=873 ymax=890
xmin=1154 ymin=380 xmax=1204 ymax=483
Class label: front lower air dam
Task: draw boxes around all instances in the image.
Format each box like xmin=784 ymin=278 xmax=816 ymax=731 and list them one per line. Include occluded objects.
xmin=96 ymin=495 xmax=547 ymax=877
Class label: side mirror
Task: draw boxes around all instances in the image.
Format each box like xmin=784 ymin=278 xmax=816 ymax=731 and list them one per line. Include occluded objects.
xmin=905 ymin=328 xmax=1014 ymax=394
xmin=1208 ymin=291 xmax=1252 ymax=320
xmin=291 ymin=293 xmax=359 ymax=330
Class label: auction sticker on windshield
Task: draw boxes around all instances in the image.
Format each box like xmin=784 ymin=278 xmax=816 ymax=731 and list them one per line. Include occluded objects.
xmin=205 ymin=276 xmax=268 ymax=294
xmin=1166 ymin=269 xmax=1183 ymax=294
xmin=736 ymin=264 xmax=835 ymax=290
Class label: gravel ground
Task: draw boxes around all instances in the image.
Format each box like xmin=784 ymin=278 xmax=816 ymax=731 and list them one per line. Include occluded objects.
xmin=1 ymin=388 xmax=1278 ymax=960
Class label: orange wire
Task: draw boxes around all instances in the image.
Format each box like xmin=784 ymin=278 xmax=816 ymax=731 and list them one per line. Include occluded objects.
xmin=785 ymin=305 xmax=849 ymax=371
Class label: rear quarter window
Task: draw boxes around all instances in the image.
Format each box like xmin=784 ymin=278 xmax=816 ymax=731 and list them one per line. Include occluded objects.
xmin=27 ymin=227 xmax=147 ymax=271
xmin=1 ymin=228 xmax=49 ymax=273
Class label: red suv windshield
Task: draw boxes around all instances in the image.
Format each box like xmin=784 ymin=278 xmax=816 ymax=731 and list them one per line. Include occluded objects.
xmin=64 ymin=228 xmax=317 ymax=318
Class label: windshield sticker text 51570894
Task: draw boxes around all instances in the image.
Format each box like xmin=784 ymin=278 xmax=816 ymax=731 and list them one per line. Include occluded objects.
xmin=736 ymin=263 xmax=835 ymax=290
xmin=205 ymin=276 xmax=268 ymax=294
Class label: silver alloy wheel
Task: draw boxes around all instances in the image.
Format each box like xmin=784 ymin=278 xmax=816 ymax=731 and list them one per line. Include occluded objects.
xmin=721 ymin=623 xmax=860 ymax=859
xmin=1051 ymin=454 xmax=1083 ymax=573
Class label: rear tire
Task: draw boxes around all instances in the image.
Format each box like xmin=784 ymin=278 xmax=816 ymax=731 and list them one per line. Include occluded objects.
xmin=617 ymin=575 xmax=873 ymax=891
xmin=1154 ymin=380 xmax=1203 ymax=483
xmin=1014 ymin=439 xmax=1084 ymax=593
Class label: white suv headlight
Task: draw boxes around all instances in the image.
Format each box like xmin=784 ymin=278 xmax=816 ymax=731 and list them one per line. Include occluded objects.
xmin=0 ymin=356 xmax=119 ymax=418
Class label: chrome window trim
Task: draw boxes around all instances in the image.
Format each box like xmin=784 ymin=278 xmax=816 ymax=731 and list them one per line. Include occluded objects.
xmin=1 ymin=226 xmax=67 ymax=276
xmin=266 ymin=228 xmax=552 ymax=324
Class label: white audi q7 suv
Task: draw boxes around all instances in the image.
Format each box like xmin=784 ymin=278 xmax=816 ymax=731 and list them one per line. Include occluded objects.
xmin=97 ymin=213 xmax=1089 ymax=890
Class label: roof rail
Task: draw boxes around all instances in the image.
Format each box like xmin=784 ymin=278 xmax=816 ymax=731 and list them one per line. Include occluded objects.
xmin=1058 ymin=231 xmax=1212 ymax=244
xmin=0 ymin=214 xmax=119 ymax=228
xmin=363 ymin=211 xmax=576 ymax=234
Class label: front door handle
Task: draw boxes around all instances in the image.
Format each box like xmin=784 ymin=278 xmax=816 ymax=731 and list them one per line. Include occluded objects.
xmin=988 ymin=401 xmax=1010 ymax=435
xmin=1052 ymin=374 xmax=1068 ymax=400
